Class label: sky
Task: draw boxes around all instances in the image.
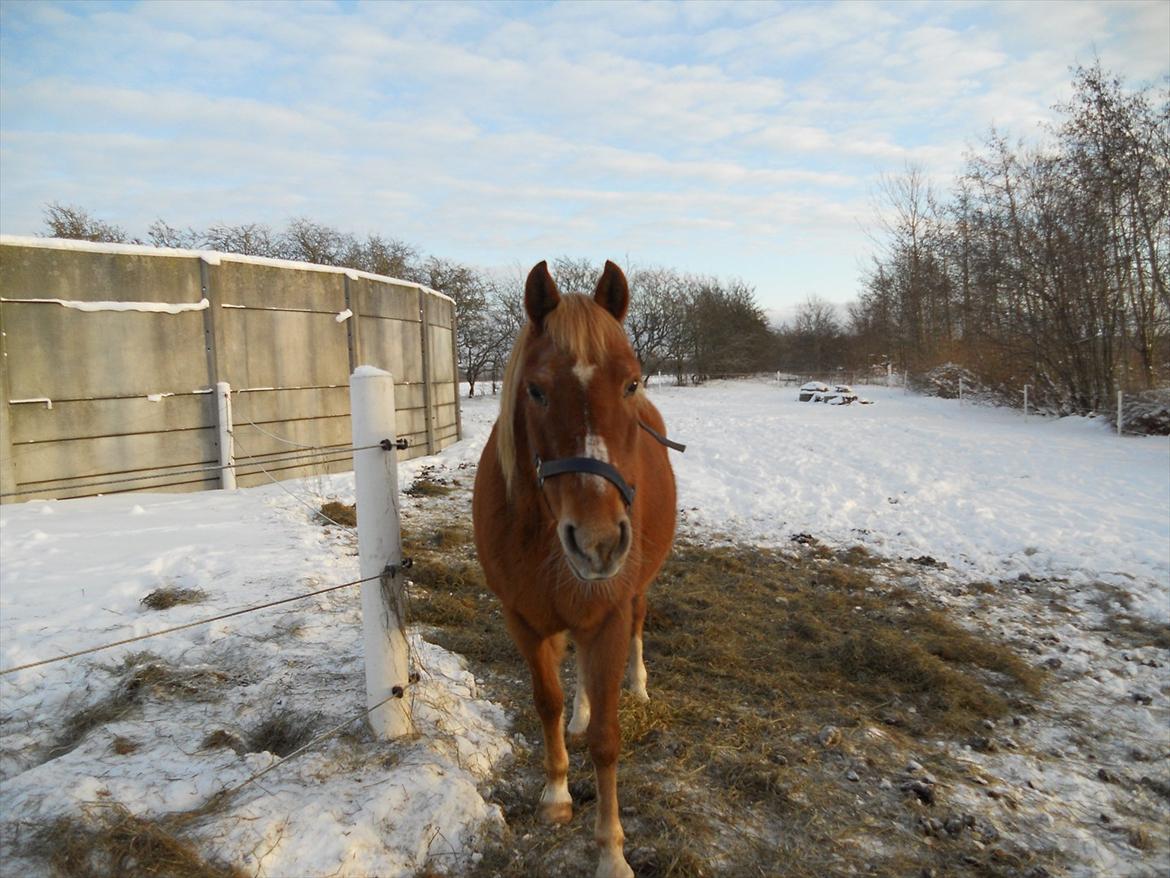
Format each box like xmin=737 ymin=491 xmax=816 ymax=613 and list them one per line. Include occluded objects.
xmin=1 ymin=1 xmax=1167 ymax=319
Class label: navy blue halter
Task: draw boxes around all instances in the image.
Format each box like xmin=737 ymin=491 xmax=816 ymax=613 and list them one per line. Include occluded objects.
xmin=534 ymin=422 xmax=686 ymax=508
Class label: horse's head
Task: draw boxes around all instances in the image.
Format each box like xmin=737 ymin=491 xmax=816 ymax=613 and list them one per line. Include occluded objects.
xmin=504 ymin=260 xmax=645 ymax=582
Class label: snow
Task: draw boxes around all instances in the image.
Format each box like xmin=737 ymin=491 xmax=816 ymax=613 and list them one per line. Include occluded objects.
xmin=352 ymin=365 xmax=391 ymax=379
xmin=0 ymin=296 xmax=209 ymax=314
xmin=8 ymin=398 xmax=52 ymax=410
xmin=648 ymin=380 xmax=1168 ymax=622
xmin=0 ymin=462 xmax=510 ymax=877
xmin=1 ymin=377 xmax=1166 ymax=876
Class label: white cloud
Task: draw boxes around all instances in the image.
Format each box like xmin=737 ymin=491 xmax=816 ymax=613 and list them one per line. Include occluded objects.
xmin=0 ymin=0 xmax=1164 ymax=312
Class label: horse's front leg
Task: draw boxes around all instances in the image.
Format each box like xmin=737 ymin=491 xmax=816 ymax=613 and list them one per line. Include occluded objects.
xmin=504 ymin=609 xmax=571 ymax=824
xmin=579 ymin=605 xmax=635 ymax=878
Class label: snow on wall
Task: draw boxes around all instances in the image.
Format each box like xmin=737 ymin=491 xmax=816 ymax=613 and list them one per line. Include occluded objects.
xmin=1 ymin=296 xmax=210 ymax=314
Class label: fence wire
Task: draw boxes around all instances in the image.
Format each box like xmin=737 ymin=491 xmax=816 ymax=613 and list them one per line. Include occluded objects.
xmin=0 ymin=440 xmax=388 ymax=500
xmin=0 ymin=572 xmax=382 ymax=676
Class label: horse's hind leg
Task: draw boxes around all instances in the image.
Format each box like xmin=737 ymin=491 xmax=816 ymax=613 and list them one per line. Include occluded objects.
xmin=567 ymin=640 xmax=591 ymax=739
xmin=504 ymin=610 xmax=571 ymax=824
xmin=626 ymin=593 xmax=649 ymax=702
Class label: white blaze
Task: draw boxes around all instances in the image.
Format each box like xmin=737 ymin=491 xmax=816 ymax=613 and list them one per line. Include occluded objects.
xmin=573 ymin=361 xmax=596 ymax=387
xmin=582 ymin=432 xmax=610 ymax=493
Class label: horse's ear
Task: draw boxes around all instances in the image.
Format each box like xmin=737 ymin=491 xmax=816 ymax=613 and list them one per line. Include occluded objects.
xmin=594 ymin=260 xmax=629 ymax=322
xmin=524 ymin=261 xmax=561 ymax=331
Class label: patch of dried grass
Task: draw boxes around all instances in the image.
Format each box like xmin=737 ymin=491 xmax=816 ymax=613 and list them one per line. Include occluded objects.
xmin=53 ymin=655 xmax=234 ymax=759
xmin=25 ymin=803 xmax=246 ymax=878
xmin=140 ymin=587 xmax=207 ymax=611
xmin=405 ymin=478 xmax=455 ymax=498
xmin=317 ymin=500 xmax=356 ymax=527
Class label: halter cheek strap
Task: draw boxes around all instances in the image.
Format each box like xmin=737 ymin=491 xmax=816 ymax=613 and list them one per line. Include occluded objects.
xmin=535 ymin=456 xmax=636 ymax=507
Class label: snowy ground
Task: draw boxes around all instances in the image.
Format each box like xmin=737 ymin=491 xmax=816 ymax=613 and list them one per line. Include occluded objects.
xmin=1 ymin=378 xmax=1167 ymax=876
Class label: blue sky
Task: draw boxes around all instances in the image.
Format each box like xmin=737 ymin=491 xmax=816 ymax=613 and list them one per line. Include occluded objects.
xmin=1 ymin=1 xmax=1167 ymax=319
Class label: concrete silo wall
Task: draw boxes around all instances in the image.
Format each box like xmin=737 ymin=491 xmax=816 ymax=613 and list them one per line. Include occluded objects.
xmin=0 ymin=237 xmax=460 ymax=502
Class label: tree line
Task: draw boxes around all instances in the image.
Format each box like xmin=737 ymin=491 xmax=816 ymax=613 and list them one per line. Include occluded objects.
xmin=848 ymin=63 xmax=1169 ymax=413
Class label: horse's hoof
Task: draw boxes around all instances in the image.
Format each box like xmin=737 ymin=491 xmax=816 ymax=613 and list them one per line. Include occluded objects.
xmin=567 ymin=713 xmax=590 ymax=737
xmin=595 ymin=852 xmax=634 ymax=878
xmin=628 ymin=685 xmax=649 ymax=703
xmin=539 ymin=800 xmax=573 ymax=824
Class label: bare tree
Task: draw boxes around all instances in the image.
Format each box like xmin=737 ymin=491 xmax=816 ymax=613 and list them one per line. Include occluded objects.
xmin=201 ymin=222 xmax=282 ymax=257
xmin=147 ymin=219 xmax=200 ymax=249
xmin=280 ymin=217 xmax=352 ymax=265
xmin=42 ymin=203 xmax=132 ymax=243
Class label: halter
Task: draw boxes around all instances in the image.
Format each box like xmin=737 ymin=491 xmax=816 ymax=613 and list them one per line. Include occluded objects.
xmin=534 ymin=421 xmax=686 ymax=508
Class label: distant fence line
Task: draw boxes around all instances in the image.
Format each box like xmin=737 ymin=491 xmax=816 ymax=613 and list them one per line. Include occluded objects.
xmin=0 ymin=237 xmax=461 ymax=503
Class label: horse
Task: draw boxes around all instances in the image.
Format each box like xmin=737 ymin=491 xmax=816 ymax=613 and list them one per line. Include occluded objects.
xmin=472 ymin=260 xmax=679 ymax=878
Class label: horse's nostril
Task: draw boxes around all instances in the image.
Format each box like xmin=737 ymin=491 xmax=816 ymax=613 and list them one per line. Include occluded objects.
xmin=565 ymin=524 xmax=581 ymax=556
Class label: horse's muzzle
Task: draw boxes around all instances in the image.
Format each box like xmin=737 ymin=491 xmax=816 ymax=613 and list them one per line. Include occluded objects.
xmin=558 ymin=516 xmax=631 ymax=581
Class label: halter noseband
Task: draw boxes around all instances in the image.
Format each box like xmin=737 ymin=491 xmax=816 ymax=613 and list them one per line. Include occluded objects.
xmin=534 ymin=421 xmax=686 ymax=509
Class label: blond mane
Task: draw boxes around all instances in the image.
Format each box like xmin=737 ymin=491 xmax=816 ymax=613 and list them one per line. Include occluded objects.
xmin=496 ymin=294 xmax=633 ymax=495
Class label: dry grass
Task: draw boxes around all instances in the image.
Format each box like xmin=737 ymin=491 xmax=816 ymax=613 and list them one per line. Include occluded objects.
xmin=403 ymin=523 xmax=1056 ymax=877
xmin=245 ymin=712 xmax=319 ymax=758
xmin=140 ymin=587 xmax=207 ymax=611
xmin=26 ymin=804 xmax=246 ymax=878
xmin=317 ymin=500 xmax=356 ymax=527
xmin=52 ymin=654 xmax=235 ymax=759
xmin=405 ymin=478 xmax=456 ymax=498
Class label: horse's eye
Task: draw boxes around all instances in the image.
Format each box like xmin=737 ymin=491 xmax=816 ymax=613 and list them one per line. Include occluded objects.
xmin=624 ymin=379 xmax=640 ymax=398
xmin=528 ymin=383 xmax=548 ymax=407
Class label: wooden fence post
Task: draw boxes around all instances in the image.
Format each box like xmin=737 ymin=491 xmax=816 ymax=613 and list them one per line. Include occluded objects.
xmin=350 ymin=366 xmax=412 ymax=739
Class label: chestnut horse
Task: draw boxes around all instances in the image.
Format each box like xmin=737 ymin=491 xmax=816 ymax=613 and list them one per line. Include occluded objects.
xmin=473 ymin=260 xmax=679 ymax=878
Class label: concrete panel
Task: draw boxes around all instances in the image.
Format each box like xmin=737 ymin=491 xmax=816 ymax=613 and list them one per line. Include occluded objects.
xmin=10 ymin=393 xmax=214 ymax=444
xmin=393 ymin=382 xmax=427 ymax=413
xmin=353 ymin=277 xmax=421 ymax=322
xmin=396 ymin=407 xmax=428 ymax=438
xmin=430 ymin=380 xmax=456 ymax=407
xmin=232 ymin=387 xmax=350 ymax=424
xmin=0 ymin=244 xmax=203 ymax=305
xmin=427 ymin=326 xmax=455 ymax=382
xmin=15 ymin=428 xmax=217 ymax=486
xmin=219 ymin=308 xmax=350 ymax=390
xmin=424 ymin=294 xmax=454 ymax=329
xmin=433 ymin=400 xmax=458 ymax=425
xmin=2 ymin=304 xmax=210 ymax=399
xmin=358 ymin=316 xmax=424 ymax=383
xmin=235 ymin=456 xmax=351 ymax=489
xmin=210 ymin=260 xmax=346 ymax=312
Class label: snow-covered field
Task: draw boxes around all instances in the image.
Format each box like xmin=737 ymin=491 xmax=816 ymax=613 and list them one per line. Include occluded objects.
xmin=654 ymin=381 xmax=1169 ymax=622
xmin=1 ymin=378 xmax=1166 ymax=876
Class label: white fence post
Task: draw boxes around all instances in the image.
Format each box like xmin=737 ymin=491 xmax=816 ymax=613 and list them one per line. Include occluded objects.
xmin=216 ymin=382 xmax=236 ymax=490
xmin=350 ymin=366 xmax=412 ymax=739
xmin=1117 ymin=390 xmax=1123 ymax=437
